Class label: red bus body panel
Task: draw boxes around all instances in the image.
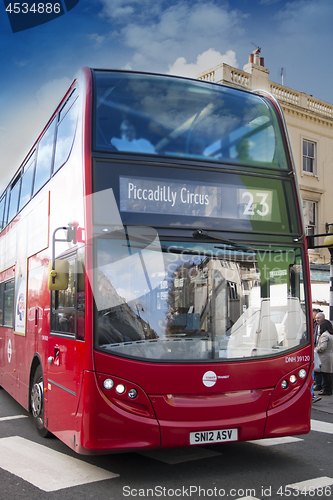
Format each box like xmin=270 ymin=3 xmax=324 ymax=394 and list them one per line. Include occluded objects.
xmin=60 ymin=347 xmax=312 ymax=454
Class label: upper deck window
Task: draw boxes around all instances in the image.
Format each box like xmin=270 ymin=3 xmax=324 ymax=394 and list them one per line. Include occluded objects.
xmin=53 ymin=89 xmax=79 ymax=174
xmin=18 ymin=152 xmax=35 ymax=212
xmin=94 ymin=71 xmax=289 ymax=170
xmin=33 ymin=118 xmax=56 ymax=195
xmin=0 ymin=194 xmax=6 ymax=232
xmin=7 ymin=173 xmax=21 ymax=223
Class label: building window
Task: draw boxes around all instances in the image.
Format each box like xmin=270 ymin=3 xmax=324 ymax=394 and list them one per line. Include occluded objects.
xmin=303 ymin=140 xmax=316 ymax=174
xmin=302 ymin=200 xmax=316 ymax=236
xmin=228 ymin=281 xmax=238 ymax=300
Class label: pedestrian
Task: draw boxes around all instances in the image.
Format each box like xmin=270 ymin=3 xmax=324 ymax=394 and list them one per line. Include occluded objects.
xmin=313 ymin=308 xmax=322 ymax=345
xmin=315 ymin=312 xmax=333 ymax=396
xmin=313 ymin=308 xmax=324 ymax=390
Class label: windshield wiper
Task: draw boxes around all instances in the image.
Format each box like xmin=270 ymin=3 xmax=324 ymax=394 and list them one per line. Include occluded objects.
xmin=193 ymin=229 xmax=254 ymax=252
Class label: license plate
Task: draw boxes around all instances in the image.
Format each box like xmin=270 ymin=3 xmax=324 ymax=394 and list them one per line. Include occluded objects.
xmin=190 ymin=428 xmax=238 ymax=445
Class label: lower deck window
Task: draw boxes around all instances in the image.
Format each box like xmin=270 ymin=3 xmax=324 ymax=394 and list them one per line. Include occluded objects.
xmin=2 ymin=280 xmax=14 ymax=328
xmin=0 ymin=279 xmax=14 ymax=328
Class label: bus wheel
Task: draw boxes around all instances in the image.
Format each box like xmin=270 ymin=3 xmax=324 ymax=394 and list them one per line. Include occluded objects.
xmin=31 ymin=365 xmax=51 ymax=438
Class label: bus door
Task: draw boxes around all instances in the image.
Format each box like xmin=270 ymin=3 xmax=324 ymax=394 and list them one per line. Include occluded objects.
xmin=47 ymin=250 xmax=85 ymax=434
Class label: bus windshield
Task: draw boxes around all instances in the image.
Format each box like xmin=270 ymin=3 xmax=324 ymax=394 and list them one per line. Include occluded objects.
xmin=94 ymin=71 xmax=289 ymax=169
xmin=94 ymin=229 xmax=307 ymax=361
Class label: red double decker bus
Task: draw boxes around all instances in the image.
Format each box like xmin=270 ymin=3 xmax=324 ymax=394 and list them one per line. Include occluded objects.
xmin=0 ymin=68 xmax=312 ymax=454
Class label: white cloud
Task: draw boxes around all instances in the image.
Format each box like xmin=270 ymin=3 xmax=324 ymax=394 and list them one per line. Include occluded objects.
xmin=259 ymin=0 xmax=281 ymax=4
xmin=168 ymin=48 xmax=238 ymax=77
xmin=35 ymin=78 xmax=72 ymax=110
xmin=88 ymin=33 xmax=107 ymax=48
xmin=265 ymin=0 xmax=333 ymax=99
xmin=99 ymin=0 xmax=163 ymax=23
xmin=14 ymin=59 xmax=27 ymax=67
xmin=276 ymin=0 xmax=333 ymax=35
xmin=98 ymin=0 xmax=245 ymax=72
xmin=98 ymin=0 xmax=140 ymax=21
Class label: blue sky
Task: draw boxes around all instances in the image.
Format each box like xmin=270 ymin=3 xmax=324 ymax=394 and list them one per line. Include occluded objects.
xmin=1 ymin=0 xmax=332 ymax=191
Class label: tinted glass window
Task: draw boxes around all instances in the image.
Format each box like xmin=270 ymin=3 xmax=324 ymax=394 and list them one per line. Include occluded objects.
xmin=34 ymin=118 xmax=56 ymax=195
xmin=94 ymin=233 xmax=307 ymax=362
xmin=51 ymin=255 xmax=76 ymax=335
xmin=0 ymin=194 xmax=7 ymax=232
xmin=7 ymin=175 xmax=21 ymax=223
xmin=51 ymin=248 xmax=85 ymax=339
xmin=94 ymin=162 xmax=299 ymax=235
xmin=19 ymin=153 xmax=35 ymax=211
xmin=53 ymin=90 xmax=79 ymax=173
xmin=94 ymin=71 xmax=289 ymax=170
xmin=3 ymin=280 xmax=14 ymax=327
xmin=76 ymin=247 xmax=85 ymax=340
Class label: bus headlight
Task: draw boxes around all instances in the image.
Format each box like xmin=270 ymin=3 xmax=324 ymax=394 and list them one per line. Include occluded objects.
xmin=128 ymin=389 xmax=138 ymax=399
xmin=115 ymin=384 xmax=126 ymax=394
xmin=103 ymin=378 xmax=114 ymax=390
xmin=270 ymin=364 xmax=310 ymax=410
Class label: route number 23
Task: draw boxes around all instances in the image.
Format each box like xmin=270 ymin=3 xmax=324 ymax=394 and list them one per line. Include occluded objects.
xmin=242 ymin=191 xmax=270 ymax=217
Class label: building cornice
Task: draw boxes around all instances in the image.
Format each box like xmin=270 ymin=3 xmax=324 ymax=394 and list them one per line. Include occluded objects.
xmin=299 ymin=184 xmax=325 ymax=194
xmin=197 ymin=63 xmax=333 ymax=123
xmin=281 ymin=104 xmax=333 ymax=127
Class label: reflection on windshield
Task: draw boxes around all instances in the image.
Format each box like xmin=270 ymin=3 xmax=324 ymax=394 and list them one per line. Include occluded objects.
xmin=94 ymin=230 xmax=307 ymax=361
xmin=94 ymin=71 xmax=288 ymax=169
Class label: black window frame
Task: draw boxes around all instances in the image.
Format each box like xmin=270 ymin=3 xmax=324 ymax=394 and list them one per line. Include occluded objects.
xmin=0 ymin=279 xmax=15 ymax=328
xmin=0 ymin=193 xmax=7 ymax=232
xmin=53 ymin=88 xmax=79 ymax=175
xmin=33 ymin=117 xmax=57 ymax=196
xmin=6 ymin=173 xmax=22 ymax=224
xmin=50 ymin=249 xmax=85 ymax=340
xmin=18 ymin=151 xmax=36 ymax=213
xmin=92 ymin=69 xmax=292 ymax=172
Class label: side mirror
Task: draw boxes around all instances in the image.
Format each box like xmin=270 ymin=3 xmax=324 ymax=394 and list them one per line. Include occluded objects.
xmin=48 ymin=260 xmax=69 ymax=290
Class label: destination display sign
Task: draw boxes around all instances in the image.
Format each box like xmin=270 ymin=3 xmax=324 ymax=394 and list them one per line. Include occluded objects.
xmin=119 ymin=176 xmax=281 ymax=223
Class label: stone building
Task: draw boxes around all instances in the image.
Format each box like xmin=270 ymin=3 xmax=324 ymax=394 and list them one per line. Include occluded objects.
xmin=196 ymin=51 xmax=333 ymax=311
